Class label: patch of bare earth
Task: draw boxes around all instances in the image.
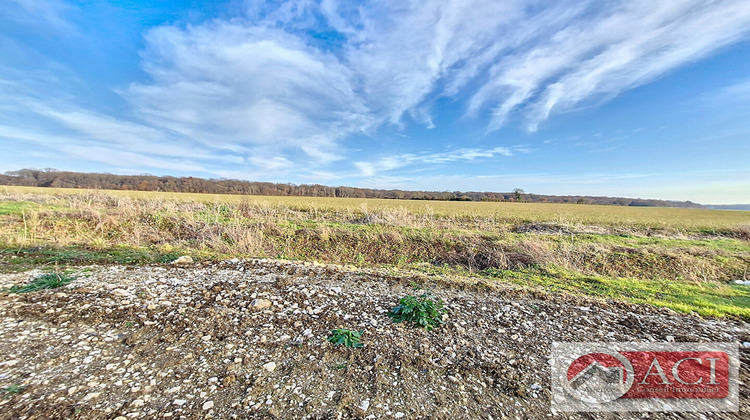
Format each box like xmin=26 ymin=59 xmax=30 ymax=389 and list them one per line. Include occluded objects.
xmin=0 ymin=260 xmax=748 ymax=419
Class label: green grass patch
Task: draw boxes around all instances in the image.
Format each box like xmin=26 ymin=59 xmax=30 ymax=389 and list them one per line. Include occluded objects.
xmin=0 ymin=385 xmax=26 ymax=395
xmin=8 ymin=272 xmax=76 ymax=293
xmin=0 ymin=246 xmax=203 ymax=273
xmin=0 ymin=201 xmax=40 ymax=215
xmin=568 ymin=233 xmax=750 ymax=253
xmin=483 ymin=266 xmax=750 ymax=320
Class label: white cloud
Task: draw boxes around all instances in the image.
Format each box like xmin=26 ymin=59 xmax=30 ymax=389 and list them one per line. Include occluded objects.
xmin=460 ymin=0 xmax=750 ymax=130
xmin=127 ymin=0 xmax=750 ymax=149
xmin=126 ymin=22 xmax=372 ymax=164
xmin=354 ymin=145 xmax=522 ymax=177
xmin=0 ymin=124 xmax=210 ymax=174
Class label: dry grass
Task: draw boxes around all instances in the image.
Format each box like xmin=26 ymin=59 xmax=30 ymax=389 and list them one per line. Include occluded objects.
xmin=1 ymin=187 xmax=749 ymax=318
xmin=1 ymin=189 xmax=748 ymax=281
xmin=3 ymin=185 xmax=749 ymax=231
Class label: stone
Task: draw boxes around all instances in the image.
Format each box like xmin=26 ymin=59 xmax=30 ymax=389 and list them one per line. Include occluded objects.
xmin=111 ymin=289 xmax=129 ymax=297
xmin=250 ymin=299 xmax=272 ymax=310
xmin=171 ymin=256 xmax=193 ymax=265
xmin=83 ymin=392 xmax=102 ymax=401
xmin=173 ymin=399 xmax=187 ymax=406
xmin=203 ymin=400 xmax=214 ymax=410
xmin=262 ymin=362 xmax=277 ymax=372
xmin=359 ymin=400 xmax=370 ymax=412
xmin=394 ymin=412 xmax=405 ymax=418
xmin=131 ymin=399 xmax=145 ymax=407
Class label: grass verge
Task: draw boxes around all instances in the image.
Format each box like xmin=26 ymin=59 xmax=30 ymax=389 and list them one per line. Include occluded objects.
xmin=1 ymin=189 xmax=748 ymax=319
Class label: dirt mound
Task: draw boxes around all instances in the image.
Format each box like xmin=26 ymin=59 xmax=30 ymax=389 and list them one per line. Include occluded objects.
xmin=1 ymin=260 xmax=748 ymax=419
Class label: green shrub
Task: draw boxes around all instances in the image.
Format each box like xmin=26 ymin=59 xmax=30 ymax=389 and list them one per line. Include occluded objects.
xmin=327 ymin=329 xmax=363 ymax=348
xmin=389 ymin=292 xmax=445 ymax=330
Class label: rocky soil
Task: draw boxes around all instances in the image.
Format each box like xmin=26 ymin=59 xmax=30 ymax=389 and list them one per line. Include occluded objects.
xmin=0 ymin=259 xmax=748 ymax=419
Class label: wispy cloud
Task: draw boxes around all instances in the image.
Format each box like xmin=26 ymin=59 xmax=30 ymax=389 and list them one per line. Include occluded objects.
xmin=354 ymin=146 xmax=523 ymax=177
xmin=126 ymin=22 xmax=372 ymax=164
xmin=125 ymin=0 xmax=750 ymax=149
xmin=4 ymin=0 xmax=76 ymax=32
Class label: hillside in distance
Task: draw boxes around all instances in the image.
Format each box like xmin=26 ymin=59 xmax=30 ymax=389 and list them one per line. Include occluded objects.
xmin=1 ymin=168 xmax=704 ymax=208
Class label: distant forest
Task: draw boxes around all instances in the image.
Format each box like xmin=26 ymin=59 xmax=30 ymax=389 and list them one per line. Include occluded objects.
xmin=0 ymin=168 xmax=703 ymax=208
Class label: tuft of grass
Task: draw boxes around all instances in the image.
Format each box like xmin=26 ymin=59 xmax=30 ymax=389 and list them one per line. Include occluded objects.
xmin=327 ymin=329 xmax=364 ymax=348
xmin=389 ymin=292 xmax=446 ymax=330
xmin=9 ymin=272 xmax=75 ymax=293
xmin=1 ymin=385 xmax=26 ymax=395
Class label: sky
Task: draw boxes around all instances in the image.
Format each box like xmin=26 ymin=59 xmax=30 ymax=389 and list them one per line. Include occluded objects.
xmin=1 ymin=0 xmax=749 ymax=204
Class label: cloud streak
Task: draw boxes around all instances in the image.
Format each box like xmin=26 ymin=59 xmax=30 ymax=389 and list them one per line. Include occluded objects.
xmin=124 ymin=0 xmax=750 ymax=152
xmin=354 ymin=146 xmax=523 ymax=177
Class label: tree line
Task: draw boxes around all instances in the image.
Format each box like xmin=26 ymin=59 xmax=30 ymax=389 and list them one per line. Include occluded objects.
xmin=0 ymin=168 xmax=703 ymax=208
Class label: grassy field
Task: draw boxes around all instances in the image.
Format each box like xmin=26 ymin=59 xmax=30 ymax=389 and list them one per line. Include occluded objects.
xmin=4 ymin=185 xmax=749 ymax=230
xmin=1 ymin=185 xmax=749 ymax=319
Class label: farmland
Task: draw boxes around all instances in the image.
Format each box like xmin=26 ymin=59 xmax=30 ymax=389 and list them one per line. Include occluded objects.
xmin=1 ymin=186 xmax=749 ymax=418
xmin=1 ymin=186 xmax=749 ymax=318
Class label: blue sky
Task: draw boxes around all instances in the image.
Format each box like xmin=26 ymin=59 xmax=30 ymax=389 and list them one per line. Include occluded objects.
xmin=1 ymin=0 xmax=749 ymax=204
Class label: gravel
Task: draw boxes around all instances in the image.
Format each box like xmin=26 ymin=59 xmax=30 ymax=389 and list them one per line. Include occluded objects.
xmin=0 ymin=258 xmax=748 ymax=419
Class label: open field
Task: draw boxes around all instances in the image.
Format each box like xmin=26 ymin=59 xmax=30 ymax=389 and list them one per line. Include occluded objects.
xmin=4 ymin=185 xmax=750 ymax=231
xmin=1 ymin=186 xmax=749 ymax=319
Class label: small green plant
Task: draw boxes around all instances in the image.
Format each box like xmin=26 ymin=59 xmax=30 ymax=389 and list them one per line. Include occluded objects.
xmin=1 ymin=385 xmax=26 ymax=394
xmin=158 ymin=252 xmax=182 ymax=263
xmin=327 ymin=329 xmax=363 ymax=348
xmin=9 ymin=272 xmax=75 ymax=293
xmin=389 ymin=292 xmax=445 ymax=330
